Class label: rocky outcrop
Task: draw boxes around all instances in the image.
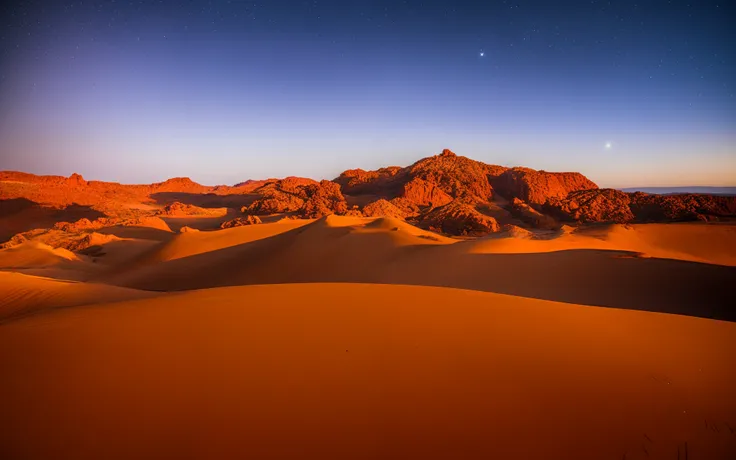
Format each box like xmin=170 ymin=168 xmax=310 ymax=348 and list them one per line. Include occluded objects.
xmin=244 ymin=179 xmax=348 ymax=219
xmin=362 ymin=199 xmax=408 ymax=219
xmin=510 ymin=198 xmax=558 ymax=229
xmin=300 ymin=180 xmax=349 ymax=218
xmin=419 ymin=202 xmax=500 ymax=236
xmin=494 ymin=167 xmax=598 ymax=206
xmin=399 ymin=178 xmax=453 ymax=208
xmin=405 ymin=149 xmax=506 ymax=203
xmin=334 ymin=149 xmax=507 ymax=209
xmin=152 ymin=177 xmax=209 ymax=194
xmin=543 ymin=190 xmax=736 ymax=223
xmin=179 ymin=226 xmax=200 ymax=233
xmin=53 ymin=218 xmax=100 ymax=232
xmin=629 ymin=192 xmax=736 ymax=222
xmin=62 ymin=232 xmax=121 ymax=252
xmin=157 ymin=202 xmax=226 ymax=217
xmin=388 ymin=197 xmax=421 ymax=218
xmin=243 ymin=179 xmax=311 ymax=214
xmin=67 ymin=173 xmax=86 ymax=186
xmin=4 ymin=148 xmax=733 ymax=239
xmin=499 ymin=224 xmax=535 ymax=239
xmin=334 ymin=167 xmax=403 ymax=196
xmin=220 ymin=215 xmax=263 ymax=228
xmin=545 ymin=189 xmax=635 ymax=223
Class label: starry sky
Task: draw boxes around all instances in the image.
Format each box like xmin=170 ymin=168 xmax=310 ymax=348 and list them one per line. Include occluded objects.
xmin=0 ymin=0 xmax=734 ymax=187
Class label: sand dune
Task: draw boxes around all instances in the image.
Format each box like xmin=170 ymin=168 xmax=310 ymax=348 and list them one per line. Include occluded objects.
xmin=103 ymin=217 xmax=736 ymax=320
xmin=142 ymin=218 xmax=313 ymax=262
xmin=468 ymin=222 xmax=736 ymax=265
xmin=0 ymin=241 xmax=80 ymax=268
xmin=0 ymin=283 xmax=734 ymax=459
xmin=0 ymin=271 xmax=161 ymax=322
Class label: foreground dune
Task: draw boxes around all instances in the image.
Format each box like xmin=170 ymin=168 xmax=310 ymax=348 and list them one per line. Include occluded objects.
xmin=0 ymin=283 xmax=734 ymax=459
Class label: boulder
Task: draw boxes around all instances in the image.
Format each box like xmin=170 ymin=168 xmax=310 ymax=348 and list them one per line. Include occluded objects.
xmin=220 ymin=215 xmax=263 ymax=228
xmin=419 ymin=201 xmax=500 ymax=236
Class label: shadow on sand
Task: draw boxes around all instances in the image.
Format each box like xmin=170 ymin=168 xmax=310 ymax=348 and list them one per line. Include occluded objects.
xmin=102 ymin=222 xmax=736 ymax=322
xmin=150 ymin=192 xmax=259 ymax=210
xmin=0 ymin=198 xmax=106 ymax=242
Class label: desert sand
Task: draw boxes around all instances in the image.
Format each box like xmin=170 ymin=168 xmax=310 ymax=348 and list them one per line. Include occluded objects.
xmin=1 ymin=159 xmax=736 ymax=459
xmin=1 ymin=283 xmax=734 ymax=459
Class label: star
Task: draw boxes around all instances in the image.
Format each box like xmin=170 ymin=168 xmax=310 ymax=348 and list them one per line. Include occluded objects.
xmin=479 ymin=51 xmax=484 ymax=57
xmin=605 ymin=142 xmax=612 ymax=149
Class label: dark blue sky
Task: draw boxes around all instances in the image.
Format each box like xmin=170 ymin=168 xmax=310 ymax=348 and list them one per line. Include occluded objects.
xmin=0 ymin=0 xmax=734 ymax=187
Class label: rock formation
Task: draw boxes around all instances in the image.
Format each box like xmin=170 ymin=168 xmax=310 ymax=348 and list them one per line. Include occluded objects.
xmin=545 ymin=189 xmax=635 ymax=223
xmin=545 ymin=189 xmax=736 ymax=224
xmin=362 ymin=199 xmax=408 ymax=219
xmin=299 ymin=180 xmax=349 ymax=218
xmin=629 ymin=192 xmax=736 ymax=222
xmin=157 ymin=202 xmax=226 ymax=217
xmin=220 ymin=215 xmax=263 ymax=228
xmin=493 ymin=167 xmax=598 ymax=206
xmin=419 ymin=202 xmax=500 ymax=236
xmin=2 ymin=148 xmax=735 ymax=241
xmin=398 ymin=178 xmax=453 ymax=208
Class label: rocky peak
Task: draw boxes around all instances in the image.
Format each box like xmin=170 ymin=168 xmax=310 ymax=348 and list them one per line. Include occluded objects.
xmin=67 ymin=173 xmax=86 ymax=186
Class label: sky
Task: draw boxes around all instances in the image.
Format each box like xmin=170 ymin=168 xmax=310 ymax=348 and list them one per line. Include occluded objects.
xmin=0 ymin=0 xmax=734 ymax=188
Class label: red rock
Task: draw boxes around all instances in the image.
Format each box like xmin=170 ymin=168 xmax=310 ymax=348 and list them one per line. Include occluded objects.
xmin=399 ymin=178 xmax=453 ymax=208
xmin=299 ymin=180 xmax=348 ymax=218
xmin=405 ymin=149 xmax=506 ymax=203
xmin=157 ymin=202 xmax=225 ymax=217
xmin=388 ymin=197 xmax=421 ymax=218
xmin=179 ymin=226 xmax=200 ymax=233
xmin=334 ymin=149 xmax=507 ymax=209
xmin=545 ymin=189 xmax=635 ymax=223
xmin=220 ymin=215 xmax=263 ymax=228
xmin=362 ymin=199 xmax=408 ymax=219
xmin=334 ymin=167 xmax=403 ymax=195
xmin=419 ymin=201 xmax=500 ymax=236
xmin=500 ymin=224 xmax=535 ymax=239
xmin=63 ymin=232 xmax=121 ymax=252
xmin=494 ymin=167 xmax=598 ymax=206
xmin=510 ymin=198 xmax=558 ymax=229
xmin=152 ymin=177 xmax=209 ymax=193
xmin=67 ymin=173 xmax=86 ymax=186
xmin=629 ymin=192 xmax=736 ymax=222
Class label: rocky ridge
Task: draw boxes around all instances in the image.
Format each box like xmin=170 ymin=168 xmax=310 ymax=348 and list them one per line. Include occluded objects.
xmin=2 ymin=148 xmax=735 ymax=247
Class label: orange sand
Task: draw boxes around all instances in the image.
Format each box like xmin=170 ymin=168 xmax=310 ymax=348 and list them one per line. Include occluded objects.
xmin=1 ymin=217 xmax=735 ymax=459
xmin=0 ymin=283 xmax=734 ymax=459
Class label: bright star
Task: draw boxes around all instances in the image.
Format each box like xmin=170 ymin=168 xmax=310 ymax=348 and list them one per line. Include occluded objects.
xmin=605 ymin=142 xmax=612 ymax=149
xmin=480 ymin=51 xmax=484 ymax=57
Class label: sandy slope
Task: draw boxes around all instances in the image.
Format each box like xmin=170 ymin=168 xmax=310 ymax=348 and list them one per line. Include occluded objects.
xmin=469 ymin=223 xmax=736 ymax=266
xmin=102 ymin=217 xmax=736 ymax=320
xmin=0 ymin=271 xmax=161 ymax=321
xmin=0 ymin=283 xmax=734 ymax=460
xmin=144 ymin=218 xmax=313 ymax=262
xmin=0 ymin=241 xmax=79 ymax=267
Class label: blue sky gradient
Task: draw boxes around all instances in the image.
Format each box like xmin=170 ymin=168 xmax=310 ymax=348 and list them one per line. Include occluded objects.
xmin=0 ymin=0 xmax=734 ymax=187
